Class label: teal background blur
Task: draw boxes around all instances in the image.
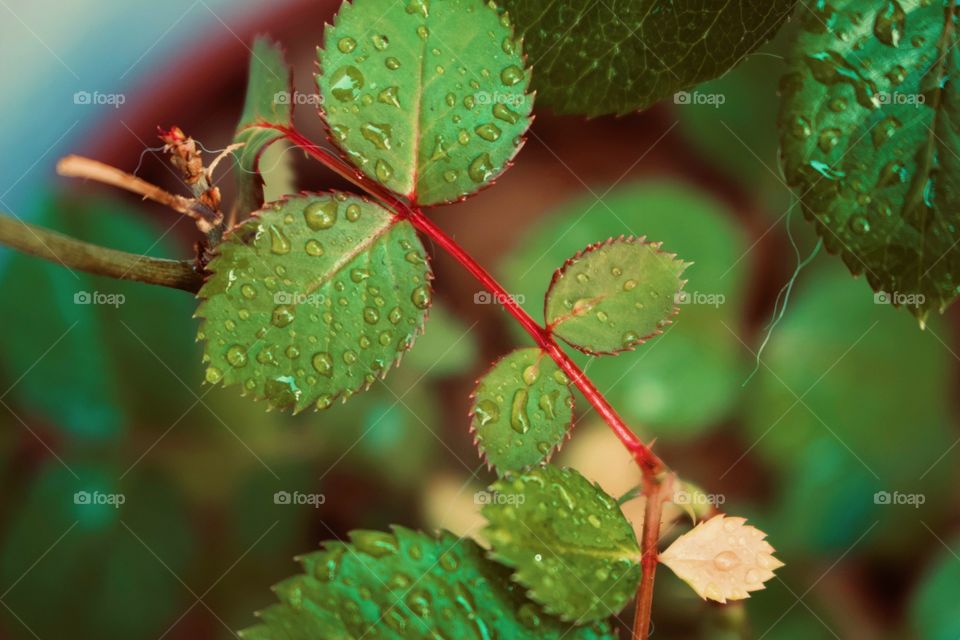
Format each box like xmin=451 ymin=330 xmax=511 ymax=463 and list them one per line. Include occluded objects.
xmin=1 ymin=1 xmax=959 ymax=639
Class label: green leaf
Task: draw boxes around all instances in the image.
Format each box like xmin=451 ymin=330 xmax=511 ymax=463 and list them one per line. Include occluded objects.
xmin=779 ymin=0 xmax=960 ymax=320
xmin=240 ymin=527 xmax=616 ymax=639
xmin=910 ymin=536 xmax=960 ymax=639
xmin=483 ymin=465 xmax=641 ymax=622
xmin=470 ymin=347 xmax=573 ymax=474
xmin=234 ymin=36 xmax=293 ymax=215
xmin=502 ymin=183 xmax=749 ymax=438
xmin=0 ymin=461 xmax=194 ymax=640
xmin=545 ymin=237 xmax=687 ymax=355
xmin=317 ymin=0 xmax=533 ymax=205
xmin=743 ymin=265 xmax=955 ymax=554
xmin=501 ymin=0 xmax=795 ymax=116
xmin=0 ymin=194 xmax=199 ymax=441
xmin=196 ymin=192 xmax=432 ymax=412
xmin=404 ymin=303 xmax=478 ymax=376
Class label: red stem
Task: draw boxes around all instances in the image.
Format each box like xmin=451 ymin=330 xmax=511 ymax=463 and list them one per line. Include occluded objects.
xmin=270 ymin=124 xmax=666 ymax=476
xmin=632 ymin=474 xmax=668 ymax=639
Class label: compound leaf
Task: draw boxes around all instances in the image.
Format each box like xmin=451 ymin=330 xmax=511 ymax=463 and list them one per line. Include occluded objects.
xmin=502 ymin=0 xmax=796 ymax=116
xmin=470 ymin=347 xmax=573 ymax=474
xmin=780 ymin=0 xmax=960 ymax=321
xmin=660 ymin=515 xmax=782 ymax=603
xmin=545 ymin=237 xmax=687 ymax=355
xmin=317 ymin=0 xmax=533 ymax=205
xmin=483 ymin=465 xmax=641 ymax=622
xmin=502 ymin=183 xmax=749 ymax=439
xmin=234 ymin=36 xmax=293 ymax=215
xmin=239 ymin=527 xmax=616 ymax=639
xmin=196 ymin=192 xmax=432 ymax=413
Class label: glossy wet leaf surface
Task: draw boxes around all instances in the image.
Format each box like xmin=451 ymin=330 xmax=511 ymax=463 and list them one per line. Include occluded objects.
xmin=780 ymin=0 xmax=960 ymax=320
xmin=240 ymin=527 xmax=615 ymax=639
xmin=545 ymin=237 xmax=687 ymax=355
xmin=317 ymin=0 xmax=533 ymax=205
xmin=234 ymin=37 xmax=293 ymax=215
xmin=660 ymin=515 xmax=782 ymax=603
xmin=196 ymin=192 xmax=432 ymax=413
xmin=483 ymin=465 xmax=641 ymax=622
xmin=502 ymin=0 xmax=795 ymax=116
xmin=471 ymin=347 xmax=573 ymax=474
xmin=502 ymin=183 xmax=749 ymax=439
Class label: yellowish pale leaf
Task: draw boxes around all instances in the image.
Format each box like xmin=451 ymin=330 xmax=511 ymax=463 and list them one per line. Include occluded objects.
xmin=660 ymin=514 xmax=782 ymax=603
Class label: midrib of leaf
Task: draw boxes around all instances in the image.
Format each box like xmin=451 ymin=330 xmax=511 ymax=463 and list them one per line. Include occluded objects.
xmin=495 ymin=529 xmax=641 ymax=563
xmin=547 ymin=293 xmax=608 ymax=329
xmin=300 ymin=214 xmax=399 ymax=299
xmin=408 ymin=16 xmax=428 ymax=201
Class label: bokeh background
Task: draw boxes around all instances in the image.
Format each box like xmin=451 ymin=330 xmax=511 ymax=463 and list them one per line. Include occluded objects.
xmin=1 ymin=1 xmax=958 ymax=638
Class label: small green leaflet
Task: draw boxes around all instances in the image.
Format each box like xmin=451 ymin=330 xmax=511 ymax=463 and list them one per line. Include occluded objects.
xmin=234 ymin=37 xmax=293 ymax=216
xmin=317 ymin=0 xmax=533 ymax=205
xmin=780 ymin=0 xmax=960 ymax=321
xmin=196 ymin=192 xmax=432 ymax=412
xmin=471 ymin=347 xmax=573 ymax=474
xmin=501 ymin=0 xmax=795 ymax=116
xmin=239 ymin=527 xmax=616 ymax=639
xmin=545 ymin=237 xmax=687 ymax=355
xmin=483 ymin=465 xmax=642 ymax=623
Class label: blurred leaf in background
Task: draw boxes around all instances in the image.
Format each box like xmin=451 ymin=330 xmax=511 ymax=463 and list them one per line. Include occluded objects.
xmin=502 ymin=182 xmax=749 ymax=439
xmin=743 ymin=265 xmax=956 ymax=554
xmin=0 ymin=460 xmax=194 ymax=639
xmin=0 ymin=195 xmax=199 ymax=442
xmin=911 ymin=537 xmax=960 ymax=640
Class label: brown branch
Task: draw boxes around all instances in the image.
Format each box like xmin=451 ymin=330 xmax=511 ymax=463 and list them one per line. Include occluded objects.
xmin=57 ymin=155 xmax=219 ymax=233
xmin=632 ymin=473 xmax=671 ymax=640
xmin=0 ymin=213 xmax=202 ymax=292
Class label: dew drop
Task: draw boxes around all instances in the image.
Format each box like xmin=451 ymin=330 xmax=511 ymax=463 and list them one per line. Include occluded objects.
xmin=848 ymin=215 xmax=870 ymax=235
xmin=205 ymin=366 xmax=223 ymax=384
xmin=873 ymin=0 xmax=906 ymax=47
xmin=329 ymin=66 xmax=364 ymax=102
xmin=316 ymin=394 xmax=333 ymax=410
xmin=521 ymin=364 xmax=539 ymax=385
xmin=468 ymin=153 xmax=495 ymax=183
xmin=241 ymin=283 xmax=257 ymax=299
xmin=712 ymin=551 xmax=740 ymax=572
xmin=500 ymin=65 xmax=524 ymax=86
xmin=363 ymin=307 xmax=380 ymax=324
xmin=312 ymin=352 xmax=333 ymax=377
xmin=343 ymin=350 xmax=358 ymax=365
xmin=304 ymin=200 xmax=338 ymax=230
xmin=226 ymin=345 xmax=248 ymax=368
xmin=361 ymin=122 xmax=393 ymax=150
xmin=269 ymin=225 xmax=291 ymax=254
xmin=411 ymin=286 xmax=431 ymax=309
xmin=385 ymin=57 xmax=401 ymax=70
xmin=510 ymin=388 xmax=530 ymax=434
xmin=272 ymin=305 xmax=295 ymax=328
xmin=475 ymin=399 xmax=499 ymax=426
xmin=371 ymin=34 xmax=389 ymax=50
xmin=305 ymin=239 xmax=325 ymax=256
xmin=375 ymin=160 xmax=393 ymax=182
xmin=337 ymin=37 xmax=357 ymax=53
xmin=475 ymin=123 xmax=502 ymax=141
xmin=377 ymin=87 xmax=401 ymax=110
xmin=493 ymin=103 xmax=521 ymax=124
